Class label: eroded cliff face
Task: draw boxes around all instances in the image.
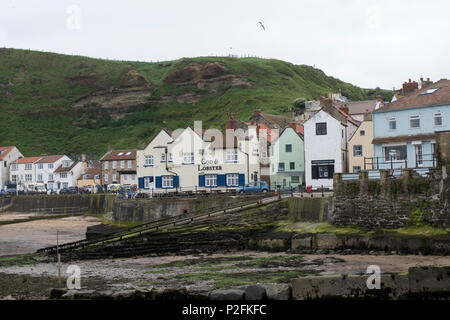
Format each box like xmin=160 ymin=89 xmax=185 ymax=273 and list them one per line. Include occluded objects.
xmin=164 ymin=61 xmax=251 ymax=89
xmin=71 ymin=69 xmax=153 ymax=110
xmin=69 ymin=62 xmax=252 ymax=112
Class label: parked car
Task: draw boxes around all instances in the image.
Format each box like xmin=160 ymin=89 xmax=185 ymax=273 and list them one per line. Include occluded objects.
xmin=80 ymin=186 xmax=93 ymax=194
xmin=59 ymin=187 xmax=78 ymax=194
xmin=107 ymin=184 xmax=122 ymax=193
xmin=236 ymin=181 xmax=270 ymax=194
xmin=32 ymin=184 xmax=48 ymax=194
xmin=95 ymin=185 xmax=104 ymax=193
xmin=6 ymin=188 xmax=17 ymax=195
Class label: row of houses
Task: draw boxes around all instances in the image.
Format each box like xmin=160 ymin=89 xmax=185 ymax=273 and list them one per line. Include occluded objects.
xmin=2 ymin=78 xmax=448 ymax=193
xmin=0 ymin=151 xmax=101 ymax=192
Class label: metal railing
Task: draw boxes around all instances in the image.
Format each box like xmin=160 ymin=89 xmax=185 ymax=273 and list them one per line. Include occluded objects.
xmin=364 ymin=153 xmax=436 ymax=170
xmin=30 ymin=207 xmax=88 ymax=214
xmin=338 ymin=168 xmax=431 ymax=181
xmin=36 ymin=194 xmax=278 ymax=255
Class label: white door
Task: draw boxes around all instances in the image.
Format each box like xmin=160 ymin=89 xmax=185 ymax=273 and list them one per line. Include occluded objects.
xmin=414 ymin=144 xmax=423 ymax=167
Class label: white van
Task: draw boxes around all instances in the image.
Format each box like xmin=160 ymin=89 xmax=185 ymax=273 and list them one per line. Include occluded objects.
xmin=33 ymin=183 xmax=48 ymax=194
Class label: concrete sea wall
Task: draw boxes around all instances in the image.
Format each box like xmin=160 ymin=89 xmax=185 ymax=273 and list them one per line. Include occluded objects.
xmin=287 ymin=196 xmax=332 ymax=222
xmin=112 ymin=195 xmax=263 ymax=223
xmin=250 ymin=232 xmax=450 ymax=255
xmin=292 ymin=266 xmax=450 ymax=300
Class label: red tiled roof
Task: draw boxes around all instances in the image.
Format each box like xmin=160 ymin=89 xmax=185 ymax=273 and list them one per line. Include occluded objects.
xmin=338 ymin=108 xmax=360 ymax=126
xmin=245 ymin=122 xmax=280 ymax=143
xmin=12 ymin=157 xmax=42 ymax=164
xmin=35 ymin=155 xmax=64 ymax=164
xmin=77 ymin=168 xmax=101 ymax=180
xmin=374 ymin=79 xmax=450 ymax=113
xmin=0 ymin=146 xmax=15 ymax=161
xmin=100 ymin=150 xmax=136 ymax=161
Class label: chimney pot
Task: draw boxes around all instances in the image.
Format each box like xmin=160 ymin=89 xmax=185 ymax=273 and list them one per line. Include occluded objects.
xmin=427 ymin=77 xmax=430 ymax=81
xmin=409 ymin=79 xmax=412 ymax=82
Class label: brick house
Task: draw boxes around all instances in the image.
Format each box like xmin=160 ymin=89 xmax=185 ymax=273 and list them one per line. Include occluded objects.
xmin=100 ymin=149 xmax=137 ymax=186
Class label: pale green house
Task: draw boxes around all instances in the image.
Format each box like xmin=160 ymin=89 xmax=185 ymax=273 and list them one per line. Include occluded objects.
xmin=269 ymin=126 xmax=305 ymax=189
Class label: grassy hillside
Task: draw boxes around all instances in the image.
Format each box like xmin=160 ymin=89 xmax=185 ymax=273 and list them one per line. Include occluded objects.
xmin=0 ymin=48 xmax=392 ymax=158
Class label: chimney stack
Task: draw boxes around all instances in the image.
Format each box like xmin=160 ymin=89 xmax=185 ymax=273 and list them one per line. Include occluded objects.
xmin=226 ymin=112 xmax=237 ymax=130
xmin=285 ymin=107 xmax=295 ymax=119
xmin=339 ymin=105 xmax=349 ymax=115
xmin=253 ymin=109 xmax=261 ymax=116
xmin=402 ymin=79 xmax=418 ymax=93
xmin=363 ymin=112 xmax=372 ymax=121
xmin=322 ymin=98 xmax=332 ymax=108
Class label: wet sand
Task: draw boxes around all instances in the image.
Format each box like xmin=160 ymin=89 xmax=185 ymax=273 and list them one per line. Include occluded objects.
xmin=0 ymin=214 xmax=101 ymax=256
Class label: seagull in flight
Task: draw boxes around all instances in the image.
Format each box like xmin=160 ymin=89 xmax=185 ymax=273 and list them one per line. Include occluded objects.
xmin=258 ymin=21 xmax=265 ymax=31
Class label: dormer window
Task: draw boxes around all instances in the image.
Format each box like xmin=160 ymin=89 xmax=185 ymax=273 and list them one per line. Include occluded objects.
xmin=419 ymin=87 xmax=439 ymax=95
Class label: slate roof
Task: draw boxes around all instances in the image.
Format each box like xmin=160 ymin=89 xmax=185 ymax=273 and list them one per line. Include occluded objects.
xmin=344 ymin=100 xmax=377 ymax=115
xmin=373 ymin=79 xmax=450 ymax=113
xmin=35 ymin=155 xmax=64 ymax=164
xmin=54 ymin=161 xmax=78 ymax=173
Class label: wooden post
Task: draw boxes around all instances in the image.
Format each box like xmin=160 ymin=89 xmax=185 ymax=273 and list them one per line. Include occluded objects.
xmin=57 ymin=231 xmax=62 ymax=287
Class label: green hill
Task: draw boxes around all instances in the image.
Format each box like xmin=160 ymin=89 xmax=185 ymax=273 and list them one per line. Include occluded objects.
xmin=0 ymin=48 xmax=392 ymax=158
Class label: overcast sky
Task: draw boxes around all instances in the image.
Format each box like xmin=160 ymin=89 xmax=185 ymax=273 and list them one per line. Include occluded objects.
xmin=0 ymin=0 xmax=449 ymax=89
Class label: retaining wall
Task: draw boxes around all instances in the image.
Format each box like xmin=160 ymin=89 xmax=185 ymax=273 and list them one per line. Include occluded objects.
xmin=332 ymin=168 xmax=449 ymax=229
xmin=112 ymin=195 xmax=264 ymax=223
xmin=8 ymin=194 xmax=116 ymax=214
xmin=287 ymin=197 xmax=332 ymax=222
xmin=292 ymin=266 xmax=450 ymax=300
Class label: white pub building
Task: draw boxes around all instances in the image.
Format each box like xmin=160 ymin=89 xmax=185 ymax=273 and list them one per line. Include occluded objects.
xmin=137 ymin=123 xmax=260 ymax=194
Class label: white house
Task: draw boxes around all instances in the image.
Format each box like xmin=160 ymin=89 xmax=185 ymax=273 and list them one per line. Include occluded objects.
xmin=10 ymin=156 xmax=42 ymax=191
xmin=304 ymin=104 xmax=359 ymax=190
xmin=0 ymin=146 xmax=23 ymax=190
xmin=136 ymin=126 xmax=259 ymax=194
xmin=34 ymin=155 xmax=72 ymax=192
xmin=54 ymin=160 xmax=86 ymax=190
